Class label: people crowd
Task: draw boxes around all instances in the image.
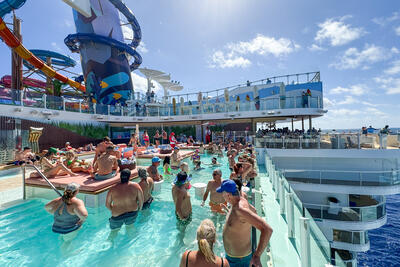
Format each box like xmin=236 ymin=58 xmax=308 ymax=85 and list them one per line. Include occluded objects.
xmin=22 ymin=130 xmax=273 ymax=266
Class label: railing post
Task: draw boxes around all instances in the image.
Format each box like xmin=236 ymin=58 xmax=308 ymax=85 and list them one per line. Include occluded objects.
xmin=43 ymin=94 xmax=47 ymax=109
xmin=299 ymin=217 xmax=311 ymax=267
xmin=158 ymin=107 xmax=160 ymax=117
xmin=357 ymin=133 xmax=361 ymax=149
xmin=20 ymin=90 xmax=24 ymax=106
xmin=275 ymin=173 xmax=280 ymax=201
xmin=22 ymin=165 xmax=26 ymax=200
xmin=317 ymin=135 xmax=321 ymax=149
xmin=79 ymin=100 xmax=82 ymax=113
xmin=317 ymin=96 xmax=320 ymax=108
xmin=62 ymin=97 xmax=66 ymax=111
xmin=280 ymin=179 xmax=286 ymax=214
xmin=307 ymin=96 xmax=310 ymax=108
xmin=93 ymin=103 xmax=97 ymax=114
xmin=107 ymin=105 xmax=110 ymax=115
xmin=286 ymin=192 xmax=295 ymax=238
xmin=337 ymin=134 xmax=340 ymax=149
xmin=282 ymin=136 xmax=285 ymax=149
xmin=299 ymin=136 xmax=303 ymax=149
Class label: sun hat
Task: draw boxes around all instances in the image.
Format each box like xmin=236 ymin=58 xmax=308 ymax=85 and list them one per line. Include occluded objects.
xmin=152 ymin=156 xmax=161 ymax=163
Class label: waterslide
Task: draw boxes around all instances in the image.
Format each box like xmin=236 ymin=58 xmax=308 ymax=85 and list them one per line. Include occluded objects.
xmin=0 ymin=0 xmax=86 ymax=92
xmin=64 ymin=0 xmax=143 ymax=104
xmin=1 ymin=75 xmax=47 ymax=89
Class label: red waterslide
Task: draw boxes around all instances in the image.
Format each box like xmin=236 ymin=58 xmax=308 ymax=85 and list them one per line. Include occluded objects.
xmin=0 ymin=18 xmax=85 ymax=92
xmin=1 ymin=75 xmax=47 ymax=89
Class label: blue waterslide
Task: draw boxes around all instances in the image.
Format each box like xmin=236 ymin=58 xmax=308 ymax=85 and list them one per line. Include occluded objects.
xmin=23 ymin=49 xmax=76 ymax=69
xmin=64 ymin=0 xmax=142 ymax=71
xmin=0 ymin=0 xmax=26 ymax=17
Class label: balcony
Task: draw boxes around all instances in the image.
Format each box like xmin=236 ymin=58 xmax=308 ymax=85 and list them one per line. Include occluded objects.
xmin=331 ymin=230 xmax=370 ymax=252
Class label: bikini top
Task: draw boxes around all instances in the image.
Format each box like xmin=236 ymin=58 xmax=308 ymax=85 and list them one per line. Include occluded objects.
xmin=185 ymin=251 xmax=224 ymax=267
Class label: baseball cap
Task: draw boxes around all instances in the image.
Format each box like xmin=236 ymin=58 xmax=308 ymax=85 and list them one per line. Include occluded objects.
xmin=138 ymin=168 xmax=147 ymax=179
xmin=216 ymin=180 xmax=238 ymax=194
xmin=174 ymin=146 xmax=179 ymax=150
xmin=152 ymin=156 xmax=161 ymax=163
xmin=49 ymin=147 xmax=58 ymax=154
xmin=65 ymin=182 xmax=80 ymax=192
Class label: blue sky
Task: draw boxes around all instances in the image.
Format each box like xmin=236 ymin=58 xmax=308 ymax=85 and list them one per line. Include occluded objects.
xmin=1 ymin=0 xmax=400 ymax=129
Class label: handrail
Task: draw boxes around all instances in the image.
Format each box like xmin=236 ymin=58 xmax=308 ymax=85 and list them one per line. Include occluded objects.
xmin=23 ymin=164 xmax=62 ymax=197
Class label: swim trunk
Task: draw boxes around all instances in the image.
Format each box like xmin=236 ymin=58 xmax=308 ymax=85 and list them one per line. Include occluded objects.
xmin=209 ymin=201 xmax=227 ymax=214
xmin=225 ymin=252 xmax=253 ymax=267
xmin=142 ymin=197 xmax=154 ymax=210
xmin=52 ymin=224 xmax=81 ymax=234
xmin=94 ymin=170 xmax=116 ymax=181
xmin=175 ymin=212 xmax=192 ymax=226
xmin=109 ymin=211 xmax=138 ymax=230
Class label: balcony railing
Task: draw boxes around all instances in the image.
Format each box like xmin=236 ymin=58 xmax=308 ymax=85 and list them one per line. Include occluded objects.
xmin=255 ymin=133 xmax=400 ymax=150
xmin=333 ymin=230 xmax=369 ymax=245
xmin=283 ymin=169 xmax=400 ymax=187
xmin=303 ymin=201 xmax=386 ymax=222
xmin=0 ymin=88 xmax=323 ymax=119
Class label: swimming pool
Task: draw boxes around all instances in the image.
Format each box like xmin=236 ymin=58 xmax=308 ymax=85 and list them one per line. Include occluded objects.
xmin=0 ymin=153 xmax=232 ymax=267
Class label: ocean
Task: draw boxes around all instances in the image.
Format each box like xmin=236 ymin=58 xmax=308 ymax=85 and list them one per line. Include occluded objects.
xmin=358 ymin=195 xmax=400 ymax=267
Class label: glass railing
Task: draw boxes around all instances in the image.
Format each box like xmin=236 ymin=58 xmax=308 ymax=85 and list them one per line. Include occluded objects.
xmin=255 ymin=133 xmax=400 ymax=149
xmin=283 ymin=169 xmax=400 ymax=186
xmin=333 ymin=230 xmax=369 ymax=245
xmin=0 ymin=88 xmax=323 ymax=119
xmin=264 ymin=154 xmax=336 ymax=266
xmin=304 ymin=201 xmax=386 ymax=222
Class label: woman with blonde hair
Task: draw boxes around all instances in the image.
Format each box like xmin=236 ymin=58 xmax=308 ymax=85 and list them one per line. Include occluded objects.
xmin=180 ymin=219 xmax=229 ymax=267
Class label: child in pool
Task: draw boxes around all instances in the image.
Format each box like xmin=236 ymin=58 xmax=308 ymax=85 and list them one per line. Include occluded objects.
xmin=163 ymin=156 xmax=172 ymax=175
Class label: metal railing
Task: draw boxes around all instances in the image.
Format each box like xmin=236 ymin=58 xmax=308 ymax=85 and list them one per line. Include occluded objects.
xmin=21 ymin=164 xmax=62 ymax=199
xmin=333 ymin=230 xmax=369 ymax=245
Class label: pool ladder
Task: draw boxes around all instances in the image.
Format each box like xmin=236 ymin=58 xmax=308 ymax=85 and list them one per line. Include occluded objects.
xmin=21 ymin=164 xmax=62 ymax=199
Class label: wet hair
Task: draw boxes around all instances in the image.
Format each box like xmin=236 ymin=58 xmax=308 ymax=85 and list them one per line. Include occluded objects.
xmin=62 ymin=190 xmax=76 ymax=204
xmin=120 ymin=169 xmax=131 ymax=183
xmin=197 ymin=219 xmax=217 ymax=263
xmin=106 ymin=145 xmax=114 ymax=151
xmin=163 ymin=156 xmax=171 ymax=166
xmin=233 ymin=178 xmax=243 ymax=192
xmin=23 ymin=147 xmax=31 ymax=151
xmin=103 ymin=136 xmax=111 ymax=142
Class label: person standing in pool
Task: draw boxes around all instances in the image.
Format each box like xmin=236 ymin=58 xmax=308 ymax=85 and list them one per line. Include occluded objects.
xmin=172 ymin=172 xmax=192 ymax=227
xmin=45 ymin=183 xmax=87 ymax=240
xmin=171 ymin=147 xmax=181 ymax=170
xmin=169 ymin=132 xmax=177 ymax=148
xmin=147 ymin=156 xmax=163 ymax=181
xmin=138 ymin=168 xmax=154 ymax=210
xmin=106 ymin=169 xmax=143 ymax=236
xmin=201 ymin=169 xmax=226 ymax=214
xmin=163 ymin=156 xmax=172 ymax=175
xmin=218 ymin=180 xmax=273 ymax=267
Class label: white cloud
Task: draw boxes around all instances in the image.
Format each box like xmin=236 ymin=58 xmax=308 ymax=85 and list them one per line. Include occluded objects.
xmin=210 ymin=51 xmax=251 ymax=69
xmin=372 ymin=12 xmax=400 ymax=26
xmin=330 ymin=84 xmax=368 ymax=96
xmin=64 ymin=19 xmax=74 ymax=28
xmin=330 ymin=44 xmax=393 ymax=70
xmin=137 ymin=42 xmax=148 ymax=54
xmin=395 ymin=26 xmax=400 ymax=36
xmin=384 ymin=60 xmax=400 ymax=75
xmin=323 ymin=97 xmax=334 ymax=108
xmin=336 ymin=95 xmax=358 ymax=105
xmin=374 ymin=76 xmax=400 ymax=95
xmin=314 ymin=16 xmax=366 ymax=46
xmin=329 ymin=108 xmax=362 ymax=116
xmin=365 ymin=107 xmax=387 ymax=117
xmin=308 ymin=44 xmax=325 ymax=52
xmin=226 ymin=34 xmax=300 ymax=57
xmin=130 ymin=72 xmax=163 ymax=94
xmin=209 ymin=34 xmax=299 ymax=68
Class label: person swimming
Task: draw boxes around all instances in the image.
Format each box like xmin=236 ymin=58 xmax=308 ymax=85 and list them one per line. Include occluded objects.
xmin=45 ymin=183 xmax=87 ymax=240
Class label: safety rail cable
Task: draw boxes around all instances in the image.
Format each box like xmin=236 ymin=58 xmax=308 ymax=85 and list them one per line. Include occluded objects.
xmin=23 ymin=164 xmax=62 ymax=197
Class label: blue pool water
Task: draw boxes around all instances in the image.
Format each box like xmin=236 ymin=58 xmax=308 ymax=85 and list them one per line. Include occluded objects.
xmin=0 ymin=154 xmax=231 ymax=267
xmin=358 ymin=194 xmax=400 ymax=267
